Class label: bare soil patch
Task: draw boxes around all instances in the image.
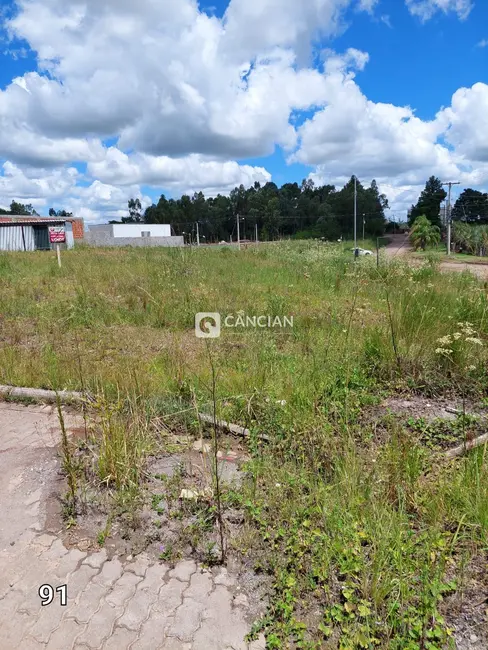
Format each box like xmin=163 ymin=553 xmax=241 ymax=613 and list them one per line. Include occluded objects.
xmin=54 ymin=425 xmax=271 ymax=625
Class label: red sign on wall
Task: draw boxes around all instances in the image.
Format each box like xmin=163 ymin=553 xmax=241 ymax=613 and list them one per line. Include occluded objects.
xmin=49 ymin=226 xmax=66 ymax=244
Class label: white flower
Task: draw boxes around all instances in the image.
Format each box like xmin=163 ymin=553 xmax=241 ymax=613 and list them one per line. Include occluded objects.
xmin=437 ymin=335 xmax=452 ymax=346
xmin=465 ymin=337 xmax=483 ymax=346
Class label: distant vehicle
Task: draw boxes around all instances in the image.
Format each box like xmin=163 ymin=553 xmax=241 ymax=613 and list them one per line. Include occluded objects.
xmin=351 ymin=247 xmax=373 ymax=256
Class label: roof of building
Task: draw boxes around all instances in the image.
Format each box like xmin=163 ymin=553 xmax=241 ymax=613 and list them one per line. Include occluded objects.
xmin=0 ymin=217 xmax=67 ymax=225
xmin=0 ymin=215 xmax=85 ymax=239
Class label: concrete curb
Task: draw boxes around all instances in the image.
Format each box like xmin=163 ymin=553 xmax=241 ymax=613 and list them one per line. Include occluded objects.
xmin=0 ymin=385 xmax=86 ymax=404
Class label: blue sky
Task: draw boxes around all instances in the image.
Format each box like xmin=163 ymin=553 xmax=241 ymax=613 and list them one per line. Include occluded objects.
xmin=0 ymin=0 xmax=487 ymax=221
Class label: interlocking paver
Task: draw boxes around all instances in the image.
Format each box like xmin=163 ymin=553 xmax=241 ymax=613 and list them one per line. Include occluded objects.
xmin=54 ymin=548 xmax=87 ymax=580
xmin=15 ymin=636 xmax=46 ymax=650
xmin=184 ymin=569 xmax=213 ymax=604
xmin=116 ymin=586 xmax=157 ymax=631
xmin=125 ymin=554 xmax=149 ymax=577
xmin=0 ymin=403 xmax=263 ymax=650
xmin=105 ymin=572 xmax=142 ymax=608
xmin=152 ymin=578 xmax=187 ymax=615
xmin=192 ymin=585 xmax=250 ymax=650
xmin=167 ymin=597 xmax=205 ymax=642
xmin=75 ymin=601 xmax=123 ymax=648
xmin=93 ymin=558 xmax=123 ymax=587
xmin=102 ymin=626 xmax=138 ymax=649
xmin=47 ymin=618 xmax=85 ymax=649
xmin=168 ymin=560 xmax=196 ymax=582
xmin=137 ymin=561 xmax=168 ymax=592
xmin=131 ymin=608 xmax=173 ymax=650
xmin=40 ymin=538 xmax=69 ymax=562
xmin=67 ymin=579 xmax=106 ymax=623
xmin=0 ymin=609 xmax=33 ymax=647
xmin=82 ymin=548 xmax=107 ymax=569
xmin=27 ymin=601 xmax=66 ymax=644
xmin=66 ymin=564 xmax=99 ymax=604
xmin=161 ymin=638 xmax=192 ymax=650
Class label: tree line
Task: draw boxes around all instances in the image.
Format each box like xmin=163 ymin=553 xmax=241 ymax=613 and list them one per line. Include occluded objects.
xmin=0 ymin=201 xmax=40 ymax=216
xmin=121 ymin=177 xmax=389 ymax=242
xmin=408 ymin=176 xmax=488 ymax=228
xmin=408 ymin=176 xmax=488 ymax=253
xmin=0 ymin=202 xmax=73 ymax=218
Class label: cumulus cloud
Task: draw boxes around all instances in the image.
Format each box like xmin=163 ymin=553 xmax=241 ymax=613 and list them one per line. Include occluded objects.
xmin=291 ymin=52 xmax=456 ymax=182
xmin=88 ymin=149 xmax=271 ymax=195
xmin=441 ymin=83 xmax=488 ymax=163
xmin=0 ymin=161 xmax=150 ymax=222
xmin=0 ymin=0 xmax=486 ymax=220
xmin=405 ymin=0 xmax=473 ymax=22
xmin=4 ymin=0 xmax=336 ymax=162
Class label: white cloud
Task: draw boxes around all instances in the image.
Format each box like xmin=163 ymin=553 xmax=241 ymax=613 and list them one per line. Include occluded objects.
xmin=88 ymin=148 xmax=271 ymax=195
xmin=0 ymin=162 xmax=78 ymax=210
xmin=2 ymin=0 xmax=383 ymax=165
xmin=0 ymin=0 xmax=486 ymax=222
xmin=442 ymin=83 xmax=488 ymax=163
xmin=0 ymin=161 xmax=151 ymax=222
xmin=64 ymin=182 xmax=152 ymax=223
xmin=291 ymin=53 xmax=455 ymax=182
xmin=4 ymin=0 xmax=336 ymax=163
xmin=477 ymin=39 xmax=488 ymax=48
xmin=357 ymin=0 xmax=379 ymax=12
xmin=405 ymin=0 xmax=473 ymax=22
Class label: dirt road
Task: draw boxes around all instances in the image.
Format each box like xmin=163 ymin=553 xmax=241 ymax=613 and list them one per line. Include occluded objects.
xmin=0 ymin=402 xmax=264 ymax=650
xmin=383 ymin=235 xmax=488 ymax=279
xmin=383 ymin=234 xmax=412 ymax=257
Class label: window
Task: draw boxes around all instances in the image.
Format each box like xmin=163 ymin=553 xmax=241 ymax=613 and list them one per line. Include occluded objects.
xmin=141 ymin=231 xmax=151 ymax=238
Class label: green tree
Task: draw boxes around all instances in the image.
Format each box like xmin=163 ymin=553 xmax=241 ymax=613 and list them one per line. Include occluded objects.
xmin=123 ymin=198 xmax=142 ymax=223
xmin=10 ymin=201 xmax=39 ymax=216
xmin=408 ymin=177 xmax=446 ymax=228
xmin=452 ymin=189 xmax=488 ymax=223
xmin=409 ymin=215 xmax=441 ymax=250
xmin=49 ymin=208 xmax=73 ymax=217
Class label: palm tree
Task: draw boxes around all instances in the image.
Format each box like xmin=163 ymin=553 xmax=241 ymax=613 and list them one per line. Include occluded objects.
xmin=409 ymin=215 xmax=441 ymax=251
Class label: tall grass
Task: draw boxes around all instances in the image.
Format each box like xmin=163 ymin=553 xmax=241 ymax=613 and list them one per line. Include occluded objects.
xmin=1 ymin=242 xmax=487 ymax=647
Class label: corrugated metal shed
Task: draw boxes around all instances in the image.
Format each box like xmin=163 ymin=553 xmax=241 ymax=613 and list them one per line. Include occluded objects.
xmin=0 ymin=216 xmax=84 ymax=240
xmin=0 ymin=225 xmax=35 ymax=251
xmin=0 ymin=218 xmax=68 ymax=252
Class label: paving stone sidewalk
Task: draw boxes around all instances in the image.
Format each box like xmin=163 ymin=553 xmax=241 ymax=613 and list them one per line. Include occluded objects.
xmin=0 ymin=402 xmax=265 ymax=649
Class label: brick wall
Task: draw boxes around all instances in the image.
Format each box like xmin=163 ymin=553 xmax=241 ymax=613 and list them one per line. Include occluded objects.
xmin=68 ymin=219 xmax=85 ymax=240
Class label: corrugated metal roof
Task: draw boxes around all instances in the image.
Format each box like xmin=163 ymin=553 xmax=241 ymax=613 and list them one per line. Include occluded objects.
xmin=0 ymin=215 xmax=85 ymax=239
xmin=0 ymin=217 xmax=66 ymax=225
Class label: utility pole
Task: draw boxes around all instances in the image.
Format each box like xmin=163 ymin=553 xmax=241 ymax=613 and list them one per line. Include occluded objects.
xmin=442 ymin=181 xmax=460 ymax=256
xmin=196 ymin=222 xmax=200 ymax=246
xmin=237 ymin=213 xmax=241 ymax=250
xmin=255 ymin=223 xmax=258 ymax=243
xmin=362 ymin=213 xmax=365 ymax=242
xmin=354 ymin=176 xmax=358 ymax=258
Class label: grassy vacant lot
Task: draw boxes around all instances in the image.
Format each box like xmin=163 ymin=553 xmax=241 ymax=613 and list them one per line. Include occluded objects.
xmin=1 ymin=241 xmax=488 ymax=649
xmin=412 ymin=245 xmax=488 ymax=265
